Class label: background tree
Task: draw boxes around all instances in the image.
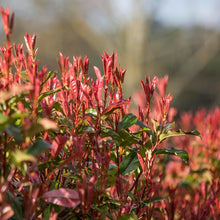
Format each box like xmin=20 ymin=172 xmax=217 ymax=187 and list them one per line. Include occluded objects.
xmin=0 ymin=0 xmax=219 ymax=111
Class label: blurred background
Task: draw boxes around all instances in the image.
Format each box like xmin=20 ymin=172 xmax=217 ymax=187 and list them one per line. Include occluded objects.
xmin=0 ymin=0 xmax=220 ymax=112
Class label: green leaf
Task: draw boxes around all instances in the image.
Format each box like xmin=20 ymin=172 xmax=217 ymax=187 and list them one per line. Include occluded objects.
xmin=82 ymin=126 xmax=95 ymax=133
xmin=144 ymin=196 xmax=165 ymax=204
xmin=40 ymin=71 xmax=56 ymax=88
xmin=8 ymin=191 xmax=24 ymax=220
xmin=118 ymin=129 xmax=139 ymax=147
xmin=135 ymin=120 xmax=155 ymax=143
xmin=159 ymin=129 xmax=201 ymax=143
xmin=118 ymin=214 xmax=139 ymax=220
xmin=11 ymin=150 xmax=36 ymax=164
xmin=91 ymin=205 xmax=113 ymax=219
xmin=25 ymin=139 xmax=52 ymax=156
xmin=127 ymin=191 xmax=137 ymax=202
xmin=118 ymin=113 xmax=137 ymax=132
xmin=101 ymin=127 xmax=120 ymax=140
xmin=119 ymin=151 xmax=139 ymax=175
xmin=153 ymin=148 xmax=189 ymax=163
xmin=38 ymin=88 xmax=61 ymax=102
xmin=52 ymin=101 xmax=65 ymax=115
xmin=43 ymin=204 xmax=52 ymax=220
xmin=85 ymin=108 xmax=97 ymax=116
xmin=5 ymin=124 xmax=23 ymax=144
xmin=0 ymin=113 xmax=9 ymax=125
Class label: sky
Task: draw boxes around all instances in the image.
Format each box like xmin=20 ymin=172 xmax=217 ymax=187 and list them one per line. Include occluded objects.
xmin=156 ymin=0 xmax=220 ymax=29
xmin=0 ymin=0 xmax=219 ymax=31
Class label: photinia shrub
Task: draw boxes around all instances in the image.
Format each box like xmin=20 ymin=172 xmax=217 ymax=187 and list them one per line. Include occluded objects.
xmin=0 ymin=6 xmax=219 ymax=220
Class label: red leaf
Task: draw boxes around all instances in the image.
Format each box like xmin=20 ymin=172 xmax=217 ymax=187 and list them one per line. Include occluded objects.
xmin=42 ymin=188 xmax=80 ymax=208
xmin=102 ymin=100 xmax=130 ymax=115
xmin=137 ymin=152 xmax=147 ymax=174
xmin=51 ymin=135 xmax=69 ymax=158
xmin=94 ymin=66 xmax=102 ymax=81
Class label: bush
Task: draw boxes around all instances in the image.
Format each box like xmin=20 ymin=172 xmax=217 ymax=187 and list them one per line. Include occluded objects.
xmin=0 ymin=7 xmax=219 ymax=220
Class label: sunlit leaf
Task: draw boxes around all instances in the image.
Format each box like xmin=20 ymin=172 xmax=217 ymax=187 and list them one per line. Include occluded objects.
xmin=0 ymin=113 xmax=9 ymax=125
xmin=85 ymin=108 xmax=97 ymax=116
xmin=0 ymin=204 xmax=14 ymax=220
xmin=38 ymin=118 xmax=57 ymax=130
xmin=159 ymin=129 xmax=201 ymax=143
xmin=11 ymin=150 xmax=36 ymax=164
xmin=153 ymin=148 xmax=189 ymax=163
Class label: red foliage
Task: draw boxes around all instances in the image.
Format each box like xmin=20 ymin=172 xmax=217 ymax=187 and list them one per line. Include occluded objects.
xmin=0 ymin=6 xmax=219 ymax=219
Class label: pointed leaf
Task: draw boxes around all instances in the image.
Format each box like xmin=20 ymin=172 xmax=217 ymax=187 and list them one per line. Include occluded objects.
xmin=102 ymin=100 xmax=130 ymax=116
xmin=118 ymin=113 xmax=137 ymax=132
xmin=40 ymin=71 xmax=56 ymax=87
xmin=42 ymin=188 xmax=80 ymax=208
xmin=153 ymin=148 xmax=189 ymax=163
xmin=137 ymin=152 xmax=147 ymax=173
xmin=119 ymin=151 xmax=139 ymax=175
xmin=38 ymin=88 xmax=61 ymax=102
xmin=159 ymin=129 xmax=201 ymax=143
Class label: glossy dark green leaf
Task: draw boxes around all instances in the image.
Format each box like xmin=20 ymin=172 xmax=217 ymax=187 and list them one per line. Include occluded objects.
xmin=25 ymin=139 xmax=52 ymax=156
xmin=118 ymin=129 xmax=139 ymax=147
xmin=159 ymin=129 xmax=201 ymax=143
xmin=119 ymin=151 xmax=139 ymax=175
xmin=118 ymin=113 xmax=137 ymax=132
xmin=101 ymin=128 xmax=120 ymax=140
xmin=153 ymin=148 xmax=189 ymax=163
xmin=135 ymin=120 xmax=155 ymax=143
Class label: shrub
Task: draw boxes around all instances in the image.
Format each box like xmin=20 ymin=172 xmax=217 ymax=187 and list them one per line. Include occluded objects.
xmin=0 ymin=6 xmax=219 ymax=220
